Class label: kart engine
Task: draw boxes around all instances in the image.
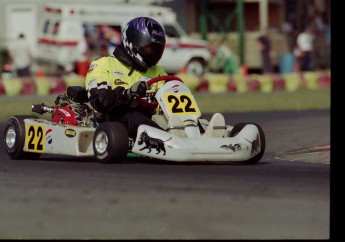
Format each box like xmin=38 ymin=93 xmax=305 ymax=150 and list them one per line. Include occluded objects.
xmin=32 ymin=86 xmax=97 ymax=127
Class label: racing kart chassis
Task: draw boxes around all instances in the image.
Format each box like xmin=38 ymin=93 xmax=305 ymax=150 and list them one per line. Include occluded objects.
xmin=3 ymin=75 xmax=265 ymax=164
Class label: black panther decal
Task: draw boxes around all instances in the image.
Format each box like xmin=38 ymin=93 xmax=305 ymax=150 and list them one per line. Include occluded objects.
xmin=220 ymin=143 xmax=242 ymax=152
xmin=138 ymin=131 xmax=172 ymax=155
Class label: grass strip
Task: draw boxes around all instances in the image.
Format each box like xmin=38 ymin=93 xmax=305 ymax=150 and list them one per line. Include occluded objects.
xmin=0 ymin=88 xmax=330 ymax=121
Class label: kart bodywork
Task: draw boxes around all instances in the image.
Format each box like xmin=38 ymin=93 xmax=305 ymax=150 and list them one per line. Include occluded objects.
xmin=3 ymin=75 xmax=265 ymax=164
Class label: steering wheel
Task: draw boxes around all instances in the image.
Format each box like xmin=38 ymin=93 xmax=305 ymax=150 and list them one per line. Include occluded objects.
xmin=135 ymin=75 xmax=183 ymax=109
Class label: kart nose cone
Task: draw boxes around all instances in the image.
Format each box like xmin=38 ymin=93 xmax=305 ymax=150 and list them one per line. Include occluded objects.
xmin=94 ymin=131 xmax=108 ymax=154
xmin=5 ymin=127 xmax=16 ymax=149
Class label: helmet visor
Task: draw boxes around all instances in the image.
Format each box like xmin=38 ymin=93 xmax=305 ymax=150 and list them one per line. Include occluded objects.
xmin=140 ymin=41 xmax=165 ymax=67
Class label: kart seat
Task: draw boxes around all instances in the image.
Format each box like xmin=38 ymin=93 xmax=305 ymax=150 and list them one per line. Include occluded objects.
xmin=202 ymin=113 xmax=227 ymax=138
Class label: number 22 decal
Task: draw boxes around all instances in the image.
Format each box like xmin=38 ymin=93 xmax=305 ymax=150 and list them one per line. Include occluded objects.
xmin=164 ymin=93 xmax=200 ymax=116
xmin=25 ymin=124 xmax=45 ymax=153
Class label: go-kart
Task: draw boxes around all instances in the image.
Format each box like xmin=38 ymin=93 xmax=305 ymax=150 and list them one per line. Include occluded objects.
xmin=3 ymin=75 xmax=265 ymax=164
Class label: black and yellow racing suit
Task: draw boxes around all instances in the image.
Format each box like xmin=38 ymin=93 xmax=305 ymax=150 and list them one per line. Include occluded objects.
xmin=85 ymin=47 xmax=166 ymax=139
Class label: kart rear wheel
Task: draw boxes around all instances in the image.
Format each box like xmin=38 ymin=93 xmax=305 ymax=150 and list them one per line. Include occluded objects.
xmin=93 ymin=122 xmax=129 ymax=163
xmin=230 ymin=122 xmax=265 ymax=164
xmin=4 ymin=115 xmax=41 ymax=160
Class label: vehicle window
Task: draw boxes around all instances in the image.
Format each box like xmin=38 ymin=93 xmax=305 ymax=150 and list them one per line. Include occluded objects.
xmin=52 ymin=21 xmax=60 ymax=35
xmin=164 ymin=25 xmax=180 ymax=38
xmin=41 ymin=19 xmax=60 ymax=35
xmin=43 ymin=20 xmax=50 ymax=34
xmin=82 ymin=24 xmax=122 ymax=58
xmin=83 ymin=24 xmax=121 ymax=43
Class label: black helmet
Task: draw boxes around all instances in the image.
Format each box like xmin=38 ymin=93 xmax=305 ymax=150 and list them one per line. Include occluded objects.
xmin=121 ymin=17 xmax=166 ymax=69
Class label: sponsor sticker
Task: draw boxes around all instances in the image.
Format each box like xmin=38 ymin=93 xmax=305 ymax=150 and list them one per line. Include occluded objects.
xmin=114 ymin=79 xmax=128 ymax=85
xmin=65 ymin=128 xmax=76 ymax=138
xmin=113 ymin=71 xmax=124 ymax=76
xmin=46 ymin=128 xmax=53 ymax=145
xmin=58 ymin=108 xmax=71 ymax=117
xmin=172 ymin=84 xmax=179 ymax=93
xmin=87 ymin=63 xmax=97 ymax=73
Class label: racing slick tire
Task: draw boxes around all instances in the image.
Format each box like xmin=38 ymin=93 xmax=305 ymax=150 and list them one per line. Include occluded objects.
xmin=3 ymin=115 xmax=41 ymax=160
xmin=229 ymin=122 xmax=266 ymax=164
xmin=93 ymin=122 xmax=129 ymax=163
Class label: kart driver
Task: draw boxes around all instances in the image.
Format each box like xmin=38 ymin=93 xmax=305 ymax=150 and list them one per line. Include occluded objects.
xmin=85 ymin=17 xmax=166 ymax=140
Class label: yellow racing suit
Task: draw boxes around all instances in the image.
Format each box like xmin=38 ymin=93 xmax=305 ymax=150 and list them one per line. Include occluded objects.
xmin=85 ymin=55 xmax=166 ymax=139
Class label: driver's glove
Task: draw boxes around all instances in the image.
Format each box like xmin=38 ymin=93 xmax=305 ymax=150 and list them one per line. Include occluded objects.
xmin=126 ymin=81 xmax=147 ymax=98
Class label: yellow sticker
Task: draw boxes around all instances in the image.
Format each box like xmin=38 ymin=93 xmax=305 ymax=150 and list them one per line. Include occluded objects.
xmin=183 ymin=120 xmax=198 ymax=127
xmin=65 ymin=128 xmax=76 ymax=138
xmin=163 ymin=93 xmax=200 ymax=116
xmin=25 ymin=124 xmax=45 ymax=153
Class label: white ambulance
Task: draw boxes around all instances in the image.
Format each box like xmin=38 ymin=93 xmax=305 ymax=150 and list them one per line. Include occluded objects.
xmin=35 ymin=2 xmax=212 ymax=76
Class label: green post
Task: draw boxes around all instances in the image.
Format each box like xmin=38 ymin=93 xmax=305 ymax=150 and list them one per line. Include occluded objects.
xmin=199 ymin=0 xmax=207 ymax=40
xmin=237 ymin=0 xmax=245 ymax=66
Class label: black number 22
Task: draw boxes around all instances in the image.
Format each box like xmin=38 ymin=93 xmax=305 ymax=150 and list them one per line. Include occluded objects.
xmin=28 ymin=126 xmax=44 ymax=151
xmin=168 ymin=95 xmax=196 ymax=113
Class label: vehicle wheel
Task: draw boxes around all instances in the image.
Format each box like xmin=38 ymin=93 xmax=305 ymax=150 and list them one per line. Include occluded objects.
xmin=3 ymin=115 xmax=41 ymax=160
xmin=93 ymin=122 xmax=129 ymax=163
xmin=229 ymin=122 xmax=266 ymax=164
xmin=186 ymin=58 xmax=205 ymax=76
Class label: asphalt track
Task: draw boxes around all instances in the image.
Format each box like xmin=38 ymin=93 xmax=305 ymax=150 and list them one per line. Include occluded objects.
xmin=0 ymin=110 xmax=330 ymax=239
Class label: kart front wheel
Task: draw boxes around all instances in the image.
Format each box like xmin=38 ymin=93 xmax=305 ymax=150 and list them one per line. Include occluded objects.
xmin=230 ymin=122 xmax=266 ymax=164
xmin=4 ymin=115 xmax=41 ymax=160
xmin=93 ymin=122 xmax=129 ymax=163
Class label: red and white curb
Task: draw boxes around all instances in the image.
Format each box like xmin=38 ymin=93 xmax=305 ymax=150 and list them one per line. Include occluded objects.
xmin=0 ymin=70 xmax=330 ymax=96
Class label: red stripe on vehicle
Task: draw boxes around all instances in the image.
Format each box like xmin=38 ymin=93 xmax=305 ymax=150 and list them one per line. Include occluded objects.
xmin=165 ymin=43 xmax=207 ymax=49
xmin=38 ymin=38 xmax=78 ymax=47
